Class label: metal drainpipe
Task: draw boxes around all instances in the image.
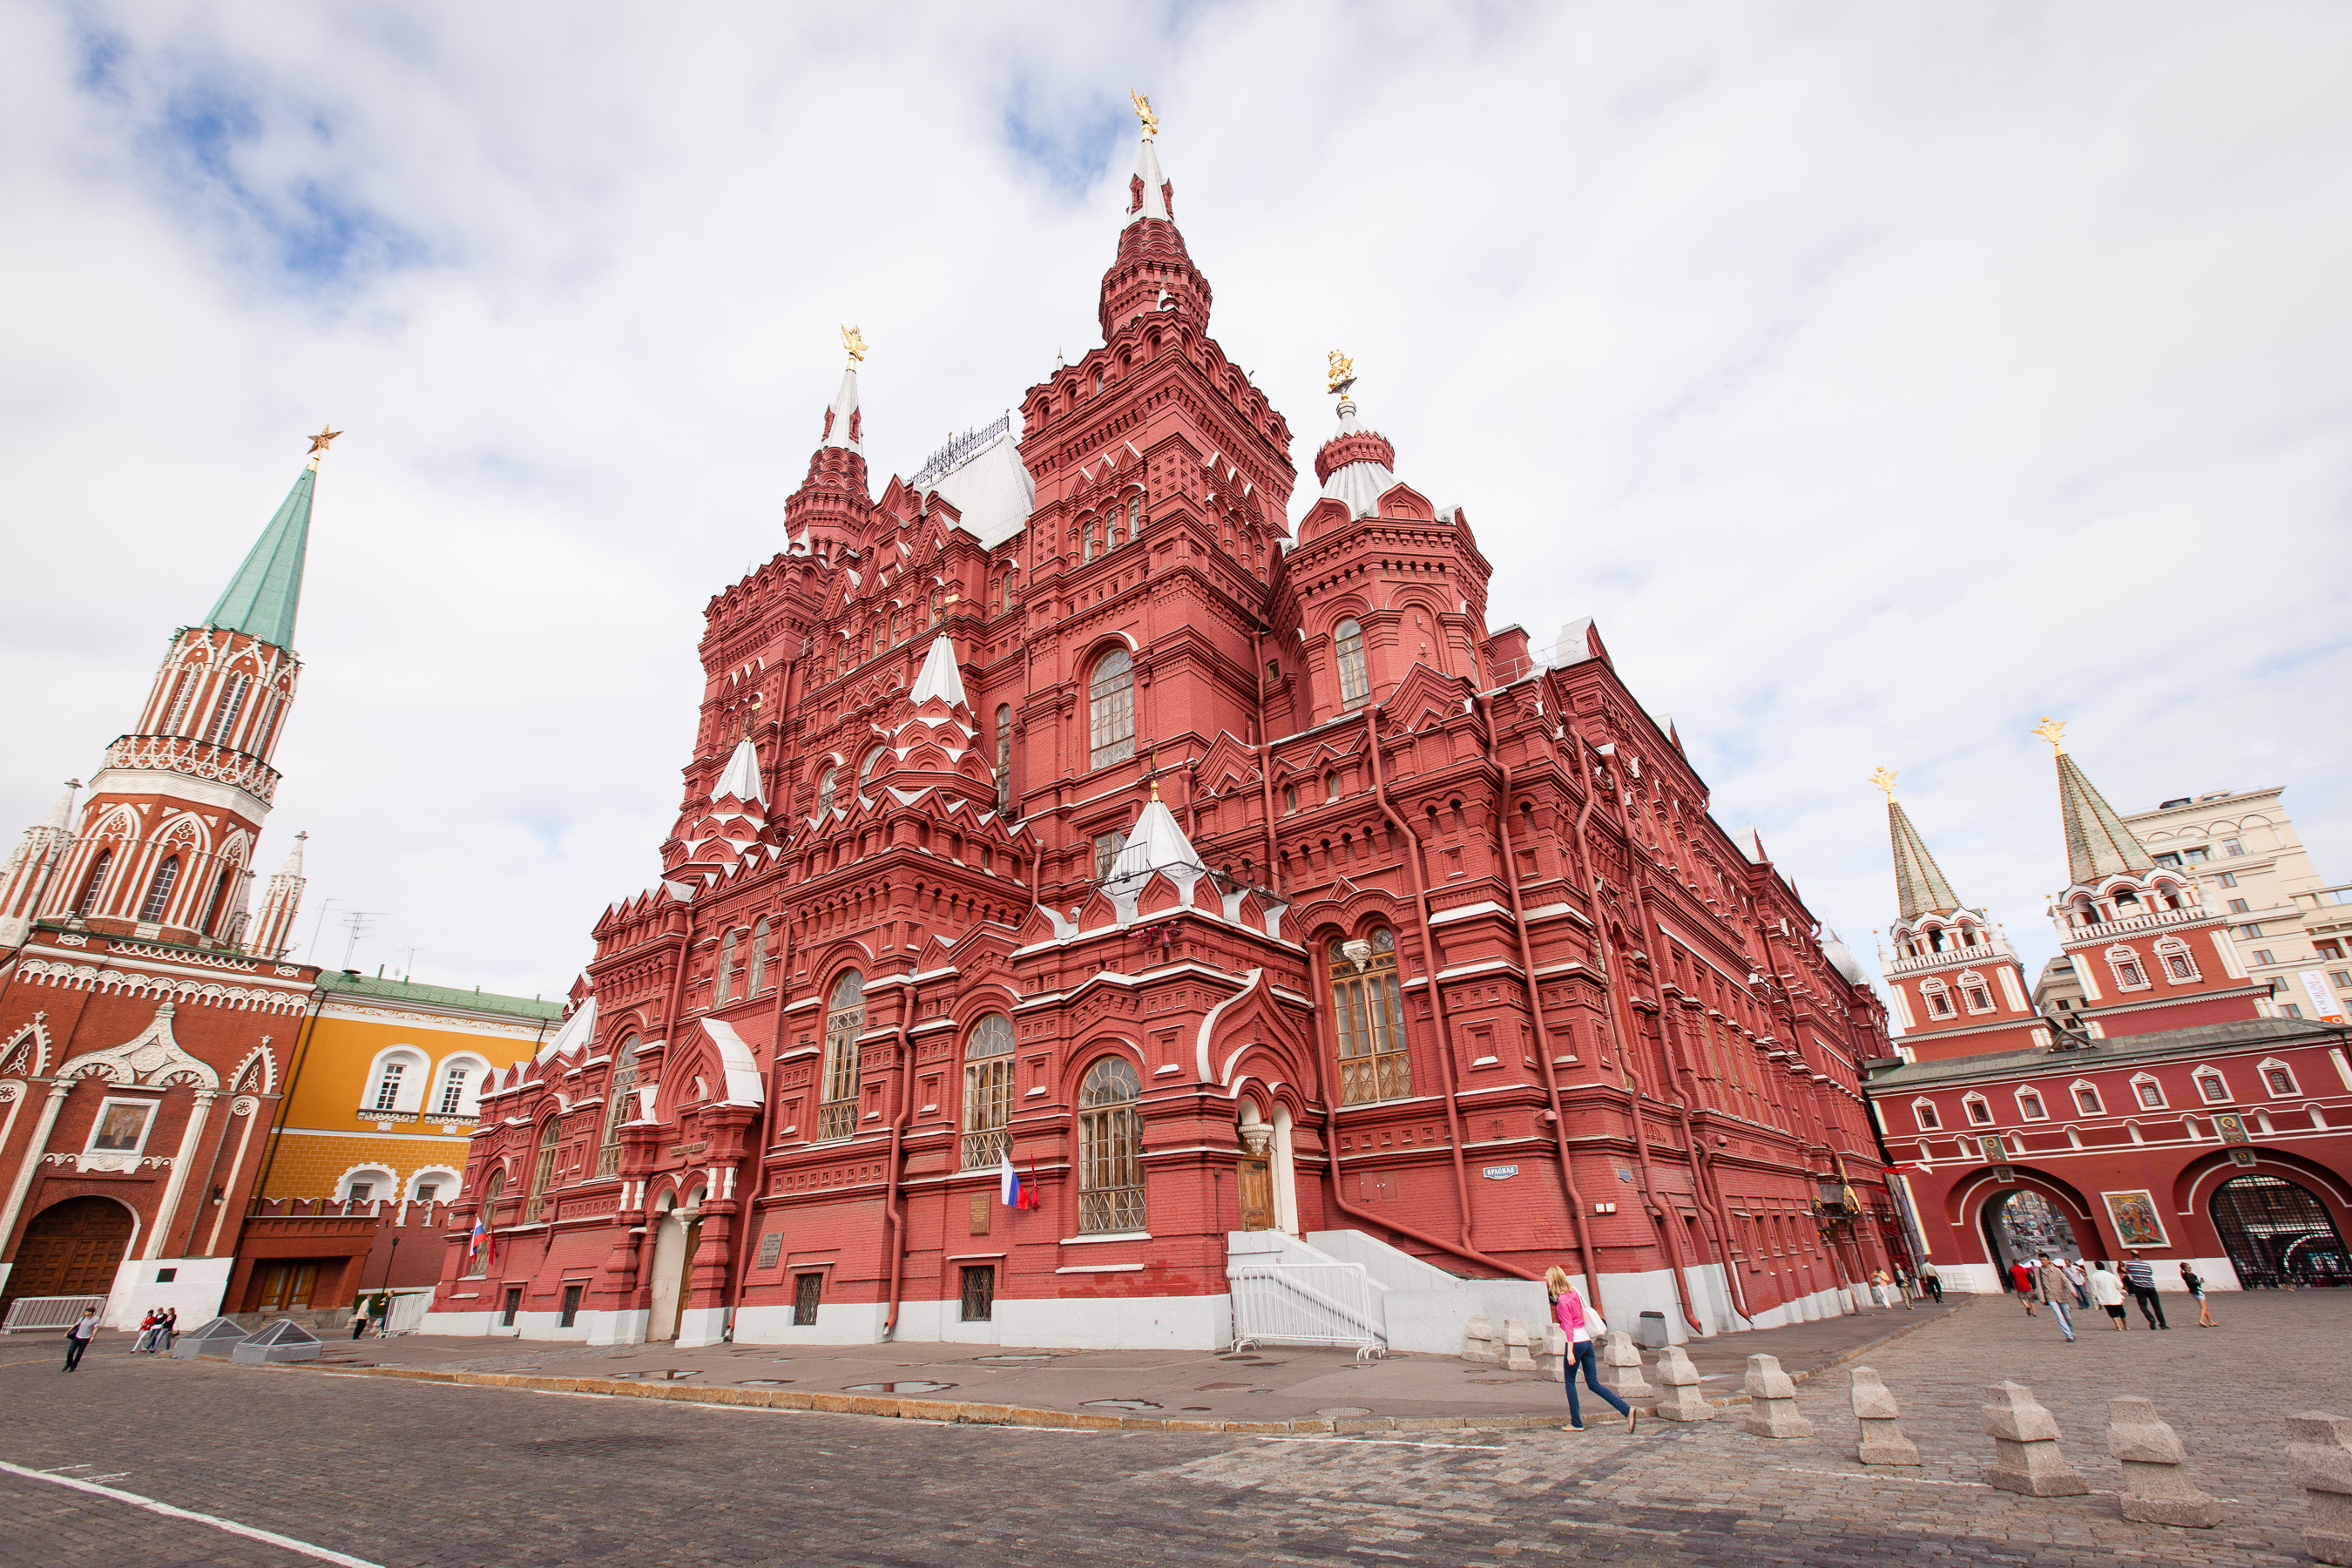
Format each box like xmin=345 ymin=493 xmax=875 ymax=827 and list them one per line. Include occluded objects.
xmin=1467 ymin=693 xmax=1604 ymax=1305
xmin=1307 ymin=940 xmax=1537 ymax=1281
xmin=247 ymin=988 xmax=327 ymax=1212
xmin=880 ymin=997 xmax=916 ymax=1339
xmin=1362 ymin=706 xmax=1480 ymax=1251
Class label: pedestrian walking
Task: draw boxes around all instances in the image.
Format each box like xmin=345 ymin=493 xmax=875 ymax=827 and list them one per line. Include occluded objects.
xmin=1869 ymin=1267 xmax=1894 ymax=1308
xmin=2061 ymin=1255 xmax=2089 ymax=1309
xmin=2120 ymin=1252 xmax=2169 ymax=1329
xmin=2035 ymin=1254 xmax=2075 ymax=1342
xmin=62 ymin=1307 xmax=98 ymax=1371
xmin=1545 ymin=1265 xmax=1635 ymax=1435
xmin=2088 ymin=1260 xmax=2128 ymax=1329
xmin=1916 ymin=1259 xmax=1943 ymax=1304
xmin=2010 ymin=1258 xmax=2038 ymax=1315
xmin=2182 ymin=1264 xmax=2219 ymax=1328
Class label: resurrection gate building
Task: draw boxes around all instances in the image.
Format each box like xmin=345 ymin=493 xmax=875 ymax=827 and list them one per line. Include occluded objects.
xmin=429 ymin=112 xmax=1903 ymax=1348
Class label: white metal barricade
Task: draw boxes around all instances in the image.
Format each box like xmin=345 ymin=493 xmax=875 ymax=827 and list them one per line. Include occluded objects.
xmin=1228 ymin=1262 xmax=1386 ymax=1359
xmin=382 ymin=1290 xmax=431 ymax=1337
xmin=2 ymin=1294 xmax=108 ymax=1333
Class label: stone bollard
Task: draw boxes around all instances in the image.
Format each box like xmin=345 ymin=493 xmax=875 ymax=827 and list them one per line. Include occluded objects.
xmin=1598 ymin=1331 xmax=1653 ymax=1399
xmin=1500 ymin=1318 xmax=1536 ymax=1373
xmin=1743 ymin=1354 xmax=1815 ymax=1438
xmin=1463 ymin=1315 xmax=1498 ymax=1364
xmin=2288 ymin=1411 xmax=2352 ymax=1565
xmin=1536 ymin=1323 xmax=1566 ymax=1379
xmin=1650 ymin=1343 xmax=1714 ymax=1423
xmin=1850 ymin=1366 xmax=1920 ymax=1465
xmin=2106 ymin=1397 xmax=2220 ymax=1527
xmin=1982 ymin=1381 xmax=2087 ymax=1496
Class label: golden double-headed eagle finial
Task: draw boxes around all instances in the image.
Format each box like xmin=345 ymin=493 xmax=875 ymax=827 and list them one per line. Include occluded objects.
xmin=1131 ymin=90 xmax=1159 ymax=139
xmin=1869 ymin=767 xmax=1898 ymax=800
xmin=1327 ymin=349 xmax=1355 ymax=398
xmin=2031 ymin=716 xmax=2068 ymax=755
xmin=841 ymin=324 xmax=867 ymax=367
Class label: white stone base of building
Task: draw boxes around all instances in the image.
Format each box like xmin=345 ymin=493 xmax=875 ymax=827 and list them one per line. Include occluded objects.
xmin=103 ymin=1255 xmax=232 ymax=1329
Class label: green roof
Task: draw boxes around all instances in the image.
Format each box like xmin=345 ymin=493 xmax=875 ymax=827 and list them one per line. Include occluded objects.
xmin=2055 ymin=750 xmax=2154 ymax=886
xmin=317 ymin=970 xmax=564 ymax=1024
xmin=1887 ymin=800 xmax=1963 ymax=921
xmin=205 ymin=464 xmax=314 ymax=652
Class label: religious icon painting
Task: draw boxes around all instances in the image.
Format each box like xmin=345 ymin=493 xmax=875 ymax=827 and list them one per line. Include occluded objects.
xmin=2101 ymin=1189 xmax=2170 ymax=1249
xmin=2213 ymin=1112 xmax=2253 ymax=1145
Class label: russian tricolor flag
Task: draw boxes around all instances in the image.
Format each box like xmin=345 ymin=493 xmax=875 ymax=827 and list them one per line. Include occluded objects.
xmin=467 ymin=1215 xmax=490 ymax=1268
xmin=999 ymin=1149 xmax=1023 ymax=1208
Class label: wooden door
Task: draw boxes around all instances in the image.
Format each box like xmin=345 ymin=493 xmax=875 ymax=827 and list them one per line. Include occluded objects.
xmin=645 ymin=1214 xmax=686 ymax=1341
xmin=1237 ymin=1155 xmax=1274 ymax=1231
xmin=6 ymin=1197 xmax=133 ymax=1302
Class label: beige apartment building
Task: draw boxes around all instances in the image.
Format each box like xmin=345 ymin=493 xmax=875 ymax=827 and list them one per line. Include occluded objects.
xmin=2034 ymin=785 xmax=2352 ymax=1028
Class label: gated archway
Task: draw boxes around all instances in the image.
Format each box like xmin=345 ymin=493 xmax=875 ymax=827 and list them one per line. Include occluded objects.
xmin=3 ymin=1196 xmax=135 ymax=1312
xmin=2209 ymin=1173 xmax=2349 ymax=1288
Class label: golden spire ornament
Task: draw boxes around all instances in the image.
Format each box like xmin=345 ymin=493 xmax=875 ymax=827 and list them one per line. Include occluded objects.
xmin=2031 ymin=716 xmax=2068 ymax=755
xmin=305 ymin=424 xmax=343 ymax=470
xmin=841 ymin=324 xmax=867 ymax=367
xmin=1326 ymin=349 xmax=1355 ymax=400
xmin=1131 ymin=89 xmax=1159 ymax=139
xmin=1869 ymin=767 xmax=1898 ymax=800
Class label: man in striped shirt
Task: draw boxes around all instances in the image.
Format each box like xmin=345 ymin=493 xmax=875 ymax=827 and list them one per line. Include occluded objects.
xmin=2120 ymin=1253 xmax=2169 ymax=1329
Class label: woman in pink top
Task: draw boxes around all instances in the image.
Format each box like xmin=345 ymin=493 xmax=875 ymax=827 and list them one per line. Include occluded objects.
xmin=1546 ymin=1265 xmax=1634 ymax=1433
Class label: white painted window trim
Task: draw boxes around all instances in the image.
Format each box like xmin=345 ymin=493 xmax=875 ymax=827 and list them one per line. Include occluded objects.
xmin=2070 ymin=1078 xmax=2105 ymax=1116
xmin=2256 ymin=1057 xmax=2300 ymax=1098
xmin=337 ymin=1164 xmax=398 ymax=1201
xmin=1910 ymin=1097 xmax=1941 ymax=1131
xmin=1957 ymin=969 xmax=1997 ymax=1015
xmin=430 ymin=1051 xmax=493 ymax=1119
xmin=2129 ymin=1071 xmax=2166 ymax=1110
xmin=2014 ymin=1086 xmax=2050 ymax=1121
xmin=2105 ymin=943 xmax=2151 ymax=992
xmin=1963 ymin=1093 xmax=1993 ymax=1126
xmin=363 ymin=1044 xmax=431 ymax=1114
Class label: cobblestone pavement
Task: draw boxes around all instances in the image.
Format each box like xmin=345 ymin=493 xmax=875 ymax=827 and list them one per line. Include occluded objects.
xmin=0 ymin=1291 xmax=2342 ymax=1567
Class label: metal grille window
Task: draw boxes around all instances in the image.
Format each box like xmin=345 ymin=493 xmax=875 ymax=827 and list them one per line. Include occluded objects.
xmin=202 ymin=672 xmax=251 ymax=748
xmin=77 ymin=848 xmax=113 ymax=916
xmin=523 ymin=1119 xmax=560 ymax=1223
xmin=2196 ymin=1072 xmax=2230 ymax=1104
xmin=598 ymin=1042 xmax=639 ymax=1176
xmin=2134 ymin=1078 xmax=2165 ymax=1109
xmin=817 ymin=971 xmax=865 ymax=1141
xmin=1088 ymin=647 xmax=1135 ymax=768
xmin=1077 ymin=1056 xmax=1145 ymax=1233
xmin=139 ymin=855 xmax=180 ymax=923
xmin=435 ymin=1067 xmax=469 ymax=1118
xmin=2265 ymin=1065 xmax=2299 ymax=1096
xmin=1330 ymin=929 xmax=1412 ymax=1105
xmin=371 ymin=1062 xmax=406 ymax=1112
xmin=2072 ymin=1085 xmax=2104 ymax=1115
xmin=717 ymin=929 xmax=738 ymax=1003
xmin=960 ymin=1265 xmax=996 ymax=1322
xmin=747 ymin=918 xmax=770 ymax=995
xmin=1335 ymin=619 xmax=1369 ymax=709
xmin=961 ymin=1013 xmax=1016 ymax=1169
xmin=793 ymin=1273 xmax=822 ymax=1325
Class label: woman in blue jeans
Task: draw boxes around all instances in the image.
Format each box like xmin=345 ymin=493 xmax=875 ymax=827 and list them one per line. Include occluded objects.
xmin=1547 ymin=1266 xmax=1635 ymax=1433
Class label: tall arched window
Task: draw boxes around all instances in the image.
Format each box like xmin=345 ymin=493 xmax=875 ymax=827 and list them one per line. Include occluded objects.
xmin=139 ymin=855 xmax=180 ymax=923
xmin=717 ymin=929 xmax=739 ymax=1003
xmin=995 ymin=704 xmax=1014 ymax=816
xmin=1089 ymin=647 xmax=1135 ymax=768
xmin=523 ymin=1118 xmax=561 ymax=1223
xmin=598 ymin=1037 xmax=639 ymax=1177
xmin=1330 ymin=929 xmax=1411 ymax=1104
xmin=2107 ymin=944 xmax=2149 ymax=990
xmin=818 ymin=971 xmax=865 ymax=1141
xmin=1920 ymin=977 xmax=1955 ymax=1018
xmin=199 ymin=867 xmax=235 ymax=936
xmin=467 ymin=1168 xmax=506 ymax=1272
xmin=2155 ymin=936 xmax=2200 ymax=982
xmin=76 ymin=848 xmax=113 ymax=916
xmin=747 ymin=917 xmax=771 ymax=995
xmin=960 ymin=1013 xmax=1016 ymax=1170
xmin=815 ymin=764 xmax=839 ymax=814
xmin=203 ymin=672 xmax=252 ymax=748
xmin=858 ymin=745 xmax=886 ymax=798
xmin=1958 ymin=970 xmax=1995 ymax=1013
xmin=434 ymin=1062 xmax=473 ymax=1118
xmin=1126 ymin=496 xmax=1141 ymax=538
xmin=1077 ymin=1056 xmax=1144 ymax=1233
xmin=1335 ymin=619 xmax=1370 ymax=709
xmin=161 ymin=667 xmax=199 ymax=734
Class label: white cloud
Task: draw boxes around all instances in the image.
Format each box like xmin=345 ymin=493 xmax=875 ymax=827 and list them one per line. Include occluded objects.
xmin=3 ymin=3 xmax=2348 ymax=998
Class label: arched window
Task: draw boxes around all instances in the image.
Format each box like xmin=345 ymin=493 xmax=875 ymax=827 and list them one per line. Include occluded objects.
xmin=747 ymin=917 xmax=771 ymax=995
xmin=995 ymin=705 xmax=1013 ymax=815
xmin=161 ymin=666 xmax=199 ymax=734
xmin=2016 ymin=1089 xmax=2047 ymax=1120
xmin=960 ymin=1013 xmax=1016 ymax=1169
xmin=524 ymin=1119 xmax=561 ymax=1223
xmin=815 ymin=764 xmax=839 ymax=814
xmin=203 ymin=672 xmax=252 ymax=748
xmin=2155 ymin=936 xmax=2200 ymax=983
xmin=598 ymin=1037 xmax=639 ymax=1177
xmin=817 ymin=972 xmax=865 ymax=1141
xmin=2072 ymin=1082 xmax=2105 ymax=1115
xmin=1077 ymin=1056 xmax=1144 ymax=1233
xmin=858 ymin=745 xmax=886 ymax=798
xmin=2194 ymin=1070 xmax=2231 ymax=1105
xmin=2260 ymin=1059 xmax=2300 ymax=1097
xmin=2132 ymin=1074 xmax=2166 ymax=1110
xmin=1920 ymin=978 xmax=1955 ymax=1018
xmin=1335 ymin=619 xmax=1369 ymax=709
xmin=139 ymin=855 xmax=180 ymax=923
xmin=1964 ymin=1094 xmax=1994 ymax=1125
xmin=76 ymin=848 xmax=113 ymax=917
xmin=433 ymin=1062 xmax=474 ymax=1118
xmin=370 ymin=1056 xmax=412 ymax=1112
xmin=470 ymin=1168 xmax=507 ymax=1264
xmin=199 ymin=867 xmax=235 ymax=936
xmin=1330 ymin=929 xmax=1411 ymax=1104
xmin=873 ymin=625 xmax=887 ymax=661
xmin=1088 ymin=647 xmax=1135 ymax=768
xmin=1079 ymin=522 xmax=1094 ymax=563
xmin=2106 ymin=944 xmax=2149 ymax=990
xmin=1911 ymin=1098 xmax=1941 ymax=1131
xmin=1959 ymin=970 xmax=1995 ymax=1014
xmin=1127 ymin=496 xmax=1141 ymax=537
xmin=717 ymin=929 xmax=739 ymax=1003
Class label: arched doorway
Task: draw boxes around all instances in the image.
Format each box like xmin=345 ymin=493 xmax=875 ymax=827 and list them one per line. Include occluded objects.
xmin=1979 ymin=1188 xmax=2082 ymax=1284
xmin=2210 ymin=1173 xmax=2349 ymax=1288
xmin=645 ymin=1187 xmax=702 ymax=1342
xmin=4 ymin=1196 xmax=135 ymax=1309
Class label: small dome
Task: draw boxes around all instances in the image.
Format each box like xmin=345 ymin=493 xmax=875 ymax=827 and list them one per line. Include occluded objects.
xmin=1820 ymin=929 xmax=1869 ymax=986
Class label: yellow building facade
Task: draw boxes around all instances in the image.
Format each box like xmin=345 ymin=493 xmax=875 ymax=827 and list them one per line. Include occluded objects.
xmin=253 ymin=972 xmax=564 ymax=1203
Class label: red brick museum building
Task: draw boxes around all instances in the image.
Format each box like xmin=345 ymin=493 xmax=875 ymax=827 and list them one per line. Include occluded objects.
xmin=429 ymin=116 xmax=1906 ymax=1349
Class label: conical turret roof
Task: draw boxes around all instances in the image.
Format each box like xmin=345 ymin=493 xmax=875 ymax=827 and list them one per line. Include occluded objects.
xmin=2055 ymin=749 xmax=2154 ymax=884
xmin=1888 ymin=799 xmax=1963 ymax=921
xmin=206 ymin=465 xmax=315 ymax=652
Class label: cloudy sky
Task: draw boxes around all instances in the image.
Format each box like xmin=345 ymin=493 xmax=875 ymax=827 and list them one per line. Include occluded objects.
xmin=3 ymin=3 xmax=2348 ymax=1004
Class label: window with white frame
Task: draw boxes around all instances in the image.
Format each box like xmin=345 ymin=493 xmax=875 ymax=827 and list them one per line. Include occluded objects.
xmin=1921 ymin=978 xmax=1956 ymax=1018
xmin=2132 ymin=1074 xmax=2166 ymax=1110
xmin=1911 ymin=1098 xmax=1941 ymax=1131
xmin=1964 ymin=1095 xmax=1994 ymax=1125
xmin=86 ymin=1097 xmax=159 ymax=1156
xmin=367 ymin=1050 xmax=427 ymax=1113
xmin=2259 ymin=1059 xmax=2299 ymax=1097
xmin=2195 ymin=1070 xmax=2230 ymax=1104
xmin=2105 ymin=944 xmax=2149 ymax=990
xmin=432 ymin=1055 xmax=487 ymax=1119
xmin=2017 ymin=1089 xmax=2048 ymax=1120
xmin=409 ymin=1168 xmax=457 ymax=1203
xmin=2072 ymin=1082 xmax=2105 ymax=1115
xmin=340 ymin=1166 xmax=395 ymax=1202
xmin=2154 ymin=936 xmax=2200 ymax=983
xmin=1959 ymin=970 xmax=1996 ymax=1014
